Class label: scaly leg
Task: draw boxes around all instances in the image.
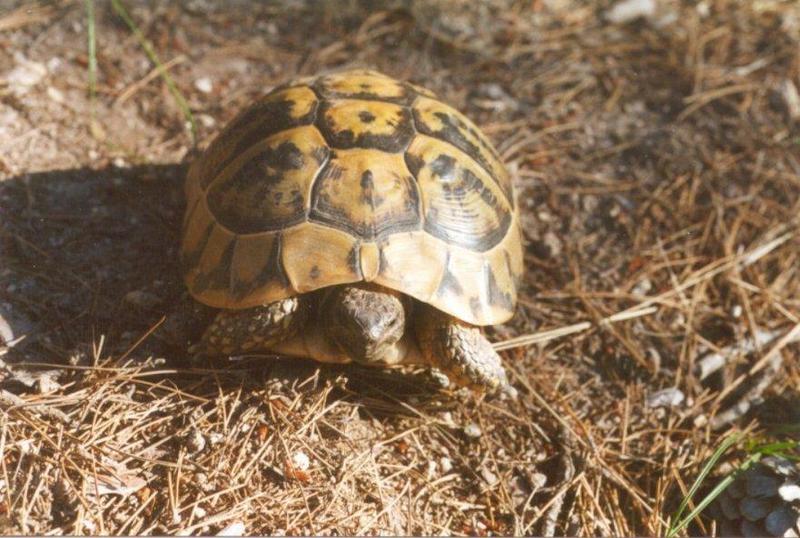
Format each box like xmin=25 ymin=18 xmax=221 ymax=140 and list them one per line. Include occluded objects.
xmin=415 ymin=305 xmax=517 ymax=398
xmin=191 ymin=296 xmax=306 ymax=356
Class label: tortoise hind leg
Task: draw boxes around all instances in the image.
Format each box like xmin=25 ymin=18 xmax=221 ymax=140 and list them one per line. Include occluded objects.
xmin=191 ymin=296 xmax=307 ymax=356
xmin=415 ymin=305 xmax=517 ymax=398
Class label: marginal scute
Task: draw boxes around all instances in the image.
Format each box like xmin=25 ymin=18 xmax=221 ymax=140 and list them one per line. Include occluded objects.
xmin=412 ymin=95 xmax=513 ymax=205
xmin=309 ymin=148 xmax=421 ymax=240
xmin=281 ymin=223 xmax=361 ymax=293
xmin=315 ymin=70 xmax=410 ymax=103
xmin=407 ymin=134 xmax=512 ymax=252
xmin=434 ymin=245 xmax=516 ymax=324
xmin=228 ymin=232 xmax=287 ymax=306
xmin=375 ymin=231 xmax=447 ymax=304
xmin=184 ymin=224 xmax=238 ymax=307
xmin=206 ymin=126 xmax=329 ymax=234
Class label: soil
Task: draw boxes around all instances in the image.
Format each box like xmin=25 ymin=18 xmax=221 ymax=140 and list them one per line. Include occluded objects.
xmin=0 ymin=0 xmax=799 ymax=535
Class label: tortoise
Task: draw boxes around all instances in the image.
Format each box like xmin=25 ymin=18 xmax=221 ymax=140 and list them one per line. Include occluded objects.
xmin=180 ymin=69 xmax=523 ymax=396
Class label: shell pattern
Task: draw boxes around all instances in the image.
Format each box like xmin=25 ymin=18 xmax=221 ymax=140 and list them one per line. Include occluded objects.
xmin=182 ymin=70 xmax=523 ymax=326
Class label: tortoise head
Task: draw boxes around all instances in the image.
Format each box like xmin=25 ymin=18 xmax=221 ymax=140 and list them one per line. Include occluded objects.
xmin=321 ymin=284 xmax=408 ymax=364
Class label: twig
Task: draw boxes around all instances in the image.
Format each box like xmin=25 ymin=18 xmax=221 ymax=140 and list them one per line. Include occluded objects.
xmin=0 ymin=390 xmax=71 ymax=424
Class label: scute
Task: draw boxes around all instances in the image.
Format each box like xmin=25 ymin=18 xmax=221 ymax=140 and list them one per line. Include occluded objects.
xmin=183 ymin=69 xmax=522 ymax=324
xmin=309 ymin=148 xmax=421 ymax=240
xmin=206 ymin=126 xmax=329 ymax=234
xmin=190 ymin=86 xmax=318 ymax=192
xmin=314 ymin=69 xmax=410 ymax=103
xmin=317 ymin=99 xmax=414 ymax=152
xmin=407 ymin=134 xmax=512 ymax=252
xmin=411 ymin=95 xmax=513 ymax=205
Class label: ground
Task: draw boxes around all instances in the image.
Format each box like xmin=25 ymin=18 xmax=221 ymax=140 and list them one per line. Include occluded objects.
xmin=0 ymin=0 xmax=799 ymax=535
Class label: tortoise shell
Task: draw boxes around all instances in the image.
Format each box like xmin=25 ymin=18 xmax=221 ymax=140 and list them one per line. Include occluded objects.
xmin=182 ymin=70 xmax=523 ymax=326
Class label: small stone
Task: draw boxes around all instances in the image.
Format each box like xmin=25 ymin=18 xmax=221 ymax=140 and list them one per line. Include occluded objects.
xmin=779 ymin=79 xmax=800 ymax=120
xmin=47 ymin=86 xmax=65 ymax=103
xmin=440 ymin=457 xmax=453 ymax=473
xmin=740 ymin=497 xmax=771 ymax=521
xmin=186 ymin=430 xmax=206 ymax=453
xmin=463 ymin=423 xmax=482 ymax=439
xmin=778 ymin=484 xmax=800 ymax=502
xmin=646 ymin=388 xmax=685 ymax=408
xmin=480 ymin=467 xmax=498 ymax=486
xmin=193 ymin=505 xmax=207 ymax=518
xmin=765 ymin=507 xmax=800 ymax=537
xmin=217 ymin=521 xmax=245 ymax=536
xmin=427 ymin=460 xmax=437 ymax=479
xmin=124 ymin=290 xmax=162 ymax=309
xmin=291 ymin=451 xmax=310 ymax=471
xmin=732 ymin=304 xmax=743 ymax=318
xmin=762 ymin=457 xmax=798 ymax=477
xmin=632 ymin=278 xmax=652 ymax=295
xmin=195 ymin=77 xmax=213 ymax=94
xmin=7 ymin=53 xmax=47 ymax=94
xmin=605 ymin=0 xmax=656 ymax=24
xmin=198 ymin=114 xmax=216 ymax=128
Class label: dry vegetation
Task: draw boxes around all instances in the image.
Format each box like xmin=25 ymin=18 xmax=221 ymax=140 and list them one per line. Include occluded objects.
xmin=0 ymin=0 xmax=799 ymax=535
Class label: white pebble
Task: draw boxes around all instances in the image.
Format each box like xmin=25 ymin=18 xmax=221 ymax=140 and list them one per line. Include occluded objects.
xmin=440 ymin=457 xmax=453 ymax=473
xmin=195 ymin=77 xmax=213 ymax=94
xmin=778 ymin=484 xmax=800 ymax=502
xmin=646 ymin=387 xmax=684 ymax=408
xmin=187 ymin=430 xmax=206 ymax=453
xmin=7 ymin=53 xmax=47 ymax=94
xmin=193 ymin=505 xmax=207 ymax=518
xmin=463 ymin=423 xmax=482 ymax=439
xmin=47 ymin=86 xmax=65 ymax=103
xmin=605 ymin=0 xmax=656 ymax=24
xmin=732 ymin=304 xmax=743 ymax=318
xmin=217 ymin=521 xmax=245 ymax=536
xmin=292 ymin=451 xmax=310 ymax=471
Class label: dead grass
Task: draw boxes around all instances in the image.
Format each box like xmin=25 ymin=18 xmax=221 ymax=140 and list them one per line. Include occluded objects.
xmin=0 ymin=0 xmax=799 ymax=535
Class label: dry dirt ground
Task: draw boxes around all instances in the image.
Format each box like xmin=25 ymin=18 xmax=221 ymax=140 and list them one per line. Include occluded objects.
xmin=0 ymin=0 xmax=799 ymax=535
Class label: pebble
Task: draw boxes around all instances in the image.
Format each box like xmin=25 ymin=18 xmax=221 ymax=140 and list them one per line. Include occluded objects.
xmin=192 ymin=505 xmax=207 ymax=518
xmin=186 ymin=430 xmax=206 ymax=453
xmin=195 ymin=77 xmax=213 ymax=94
xmin=291 ymin=451 xmax=310 ymax=471
xmin=780 ymin=79 xmax=800 ymax=120
xmin=646 ymin=387 xmax=685 ymax=408
xmin=217 ymin=521 xmax=245 ymax=536
xmin=46 ymin=86 xmax=65 ymax=103
xmin=480 ymin=467 xmax=498 ymax=486
xmin=463 ymin=423 xmax=482 ymax=439
xmin=6 ymin=53 xmax=47 ymax=94
xmin=440 ymin=457 xmax=453 ymax=473
xmin=779 ymin=484 xmax=800 ymax=502
xmin=124 ymin=290 xmax=162 ymax=309
xmin=606 ymin=0 xmax=656 ymax=24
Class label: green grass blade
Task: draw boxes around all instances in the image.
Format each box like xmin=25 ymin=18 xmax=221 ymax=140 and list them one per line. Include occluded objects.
xmin=109 ymin=0 xmax=197 ymax=144
xmin=85 ymin=0 xmax=96 ymax=102
xmin=666 ymin=433 xmax=741 ymax=538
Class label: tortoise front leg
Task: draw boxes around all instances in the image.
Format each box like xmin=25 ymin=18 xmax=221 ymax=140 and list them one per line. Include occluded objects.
xmin=191 ymin=296 xmax=307 ymax=356
xmin=415 ymin=305 xmax=517 ymax=398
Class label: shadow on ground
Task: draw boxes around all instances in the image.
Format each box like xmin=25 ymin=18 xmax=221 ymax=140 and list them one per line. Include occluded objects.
xmin=0 ymin=164 xmax=445 ymax=408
